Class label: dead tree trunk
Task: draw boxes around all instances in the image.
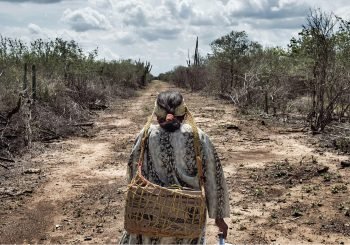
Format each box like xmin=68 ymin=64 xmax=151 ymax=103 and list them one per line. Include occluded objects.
xmin=23 ymin=63 xmax=28 ymax=91
xmin=32 ymin=64 xmax=36 ymax=101
xmin=23 ymin=96 xmax=32 ymax=148
xmin=264 ymin=90 xmax=269 ymax=114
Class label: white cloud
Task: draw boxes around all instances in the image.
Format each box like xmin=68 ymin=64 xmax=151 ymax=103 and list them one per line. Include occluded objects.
xmin=114 ymin=31 xmax=138 ymax=45
xmin=97 ymin=47 xmax=120 ymax=61
xmin=61 ymin=7 xmax=112 ymax=32
xmin=140 ymin=26 xmax=183 ymax=41
xmin=28 ymin=23 xmax=42 ymax=35
xmin=178 ymin=1 xmax=193 ymax=18
xmin=189 ymin=10 xmax=229 ymax=26
xmin=164 ymin=0 xmax=193 ymax=19
xmin=123 ymin=5 xmax=148 ymax=26
xmin=0 ymin=0 xmax=62 ymax=3
xmin=225 ymin=0 xmax=308 ymax=19
xmin=87 ymin=0 xmax=113 ymax=10
xmin=3 ymin=0 xmax=350 ymax=75
xmin=175 ymin=48 xmax=187 ymax=59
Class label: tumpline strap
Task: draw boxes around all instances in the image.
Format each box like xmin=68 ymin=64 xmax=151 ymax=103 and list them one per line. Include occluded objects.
xmin=137 ymin=107 xmax=205 ymax=193
xmin=137 ymin=110 xmax=154 ymax=167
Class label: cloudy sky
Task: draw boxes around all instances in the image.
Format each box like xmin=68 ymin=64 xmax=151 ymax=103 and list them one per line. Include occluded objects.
xmin=1 ymin=0 xmax=350 ymax=75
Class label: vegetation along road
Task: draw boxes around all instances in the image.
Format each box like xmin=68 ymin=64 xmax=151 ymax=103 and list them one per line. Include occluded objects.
xmin=0 ymin=80 xmax=349 ymax=244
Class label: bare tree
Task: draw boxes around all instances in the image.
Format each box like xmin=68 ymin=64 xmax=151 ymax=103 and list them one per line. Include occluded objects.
xmin=298 ymin=9 xmax=350 ymax=131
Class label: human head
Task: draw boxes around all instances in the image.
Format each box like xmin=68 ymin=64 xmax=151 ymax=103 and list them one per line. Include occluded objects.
xmin=155 ymin=91 xmax=186 ymax=132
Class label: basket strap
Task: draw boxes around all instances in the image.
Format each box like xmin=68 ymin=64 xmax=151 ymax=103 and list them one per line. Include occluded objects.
xmin=138 ymin=110 xmax=154 ymax=167
xmin=184 ymin=107 xmax=205 ymax=193
xmin=137 ymin=107 xmax=205 ymax=195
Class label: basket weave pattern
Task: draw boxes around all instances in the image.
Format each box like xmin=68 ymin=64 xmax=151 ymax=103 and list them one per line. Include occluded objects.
xmin=124 ymin=169 xmax=206 ymax=238
xmin=124 ymin=108 xmax=206 ymax=238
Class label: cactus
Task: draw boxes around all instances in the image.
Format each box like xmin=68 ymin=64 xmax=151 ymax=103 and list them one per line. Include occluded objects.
xmin=186 ymin=49 xmax=191 ymax=67
xmin=136 ymin=59 xmax=152 ymax=87
xmin=144 ymin=61 xmax=152 ymax=74
xmin=187 ymin=37 xmax=200 ymax=67
xmin=194 ymin=36 xmax=199 ymax=66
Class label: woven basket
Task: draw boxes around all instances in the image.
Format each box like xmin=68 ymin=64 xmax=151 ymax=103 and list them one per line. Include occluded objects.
xmin=124 ymin=167 xmax=206 ymax=238
xmin=124 ymin=107 xmax=207 ymax=238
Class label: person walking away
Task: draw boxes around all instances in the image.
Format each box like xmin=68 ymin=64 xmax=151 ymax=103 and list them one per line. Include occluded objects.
xmin=120 ymin=91 xmax=230 ymax=244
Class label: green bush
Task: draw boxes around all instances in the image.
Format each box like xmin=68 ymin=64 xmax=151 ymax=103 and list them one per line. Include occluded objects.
xmin=0 ymin=36 xmax=152 ymax=156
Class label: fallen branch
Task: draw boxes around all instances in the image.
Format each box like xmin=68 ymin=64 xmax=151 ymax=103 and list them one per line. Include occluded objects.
xmin=278 ymin=128 xmax=308 ymax=134
xmin=79 ymin=126 xmax=88 ymax=132
xmin=0 ymin=189 xmax=32 ymax=197
xmin=331 ymin=125 xmax=350 ymax=131
xmin=340 ymin=161 xmax=350 ymax=168
xmin=72 ymin=184 xmax=83 ymax=188
xmin=42 ymin=135 xmax=60 ymax=142
xmin=73 ymin=122 xmax=94 ymax=127
xmin=0 ymin=156 xmax=15 ymax=162
xmin=88 ymin=103 xmax=108 ymax=110
xmin=3 ymin=134 xmax=17 ymax=139
xmin=38 ymin=127 xmax=58 ymax=136
xmin=6 ymin=96 xmax=22 ymax=121
xmin=0 ymin=163 xmax=9 ymax=169
xmin=328 ymin=134 xmax=350 ymax=140
xmin=256 ymin=138 xmax=270 ymax=141
xmin=0 ymin=113 xmax=7 ymax=122
xmin=24 ymin=168 xmax=41 ymax=174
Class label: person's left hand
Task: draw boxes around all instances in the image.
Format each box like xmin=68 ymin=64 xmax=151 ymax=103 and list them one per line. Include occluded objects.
xmin=215 ymin=218 xmax=228 ymax=239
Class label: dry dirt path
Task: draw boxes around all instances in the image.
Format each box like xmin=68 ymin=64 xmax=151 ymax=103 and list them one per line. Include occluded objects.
xmin=1 ymin=80 xmax=350 ymax=244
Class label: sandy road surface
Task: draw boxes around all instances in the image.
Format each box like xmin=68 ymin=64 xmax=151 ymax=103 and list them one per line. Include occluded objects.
xmin=0 ymin=80 xmax=349 ymax=244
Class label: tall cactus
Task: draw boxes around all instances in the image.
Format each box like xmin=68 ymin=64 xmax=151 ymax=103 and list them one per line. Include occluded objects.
xmin=186 ymin=37 xmax=201 ymax=91
xmin=136 ymin=60 xmax=152 ymax=87
xmin=187 ymin=37 xmax=200 ymax=67
xmin=186 ymin=49 xmax=191 ymax=67
xmin=194 ymin=36 xmax=199 ymax=66
xmin=144 ymin=61 xmax=152 ymax=74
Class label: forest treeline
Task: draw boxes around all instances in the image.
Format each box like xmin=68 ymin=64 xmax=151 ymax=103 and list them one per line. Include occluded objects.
xmin=0 ymin=37 xmax=152 ymax=157
xmin=159 ymin=9 xmax=350 ymax=132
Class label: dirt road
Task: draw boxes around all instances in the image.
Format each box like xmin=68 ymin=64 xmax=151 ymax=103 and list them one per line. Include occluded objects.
xmin=0 ymin=80 xmax=349 ymax=244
